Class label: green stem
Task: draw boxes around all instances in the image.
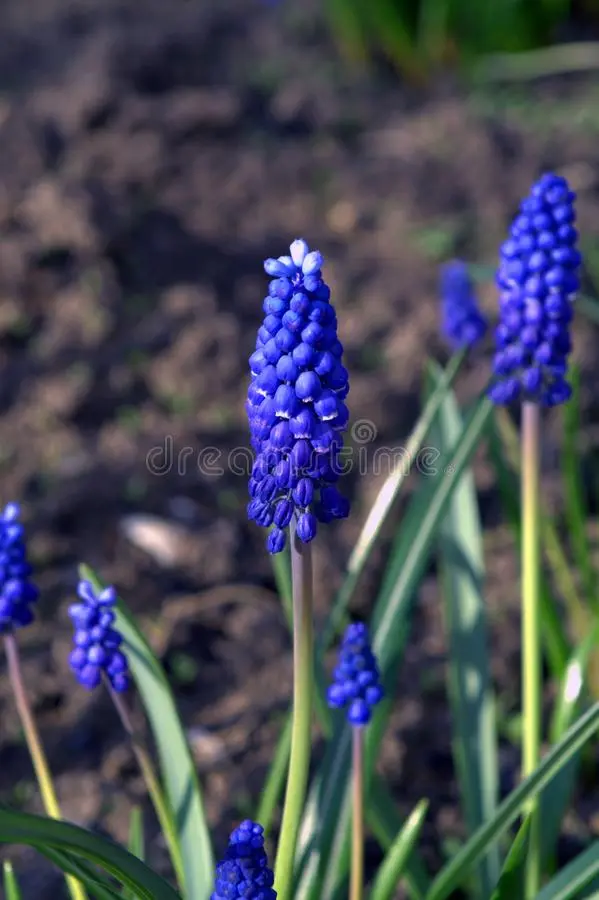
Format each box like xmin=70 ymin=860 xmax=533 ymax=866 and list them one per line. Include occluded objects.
xmin=273 ymin=523 xmax=313 ymax=900
xmin=4 ymin=634 xmax=87 ymax=900
xmin=521 ymin=401 xmax=542 ymax=899
xmin=351 ymin=726 xmax=365 ymax=900
xmin=108 ymin=686 xmax=185 ymax=891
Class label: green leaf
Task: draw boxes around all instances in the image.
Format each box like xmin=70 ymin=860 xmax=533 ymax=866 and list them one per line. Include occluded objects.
xmin=562 ymin=367 xmax=597 ymax=608
xmin=39 ymin=847 xmax=126 ymax=900
xmin=79 ymin=565 xmax=213 ymax=900
xmin=296 ymin=394 xmax=493 ymax=900
xmin=489 ymin=817 xmax=529 ymax=900
xmin=537 ymin=840 xmax=599 ymax=900
xmin=425 ymin=703 xmax=599 ymax=900
xmin=428 ymin=362 xmax=499 ymax=897
xmin=0 ymin=807 xmax=181 ymax=900
xmin=369 ymin=800 xmax=429 ymax=900
xmin=270 ymin=541 xmax=293 ymax=630
xmin=256 ymin=715 xmax=292 ymax=838
xmin=319 ymin=349 xmax=467 ymax=656
xmin=3 ymin=861 xmax=22 ymax=900
xmin=128 ymin=807 xmax=144 ymax=863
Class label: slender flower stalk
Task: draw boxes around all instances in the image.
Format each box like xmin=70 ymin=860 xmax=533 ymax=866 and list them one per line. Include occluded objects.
xmin=247 ymin=241 xmax=350 ymax=898
xmin=521 ymin=401 xmax=542 ymax=898
xmin=0 ymin=503 xmax=86 ymax=900
xmin=68 ymin=577 xmax=184 ymax=889
xmin=489 ymin=173 xmax=581 ymax=898
xmin=4 ymin=634 xmax=87 ymax=900
xmin=351 ymin=727 xmax=365 ymax=900
xmin=108 ymin=684 xmax=185 ymax=889
xmin=273 ymin=523 xmax=313 ymax=900
xmin=328 ymin=623 xmax=384 ymax=900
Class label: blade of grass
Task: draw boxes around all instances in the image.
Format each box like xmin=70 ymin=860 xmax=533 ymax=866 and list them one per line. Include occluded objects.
xmin=562 ymin=366 xmax=596 ymax=607
xmin=39 ymin=848 xmax=125 ymax=900
xmin=0 ymin=807 xmax=181 ymax=900
xmin=256 ymin=715 xmax=292 ymax=838
xmin=426 ymin=702 xmax=599 ymax=900
xmin=296 ymin=394 xmax=493 ymax=900
xmin=428 ymin=361 xmax=499 ymax=897
xmin=537 ymin=840 xmax=599 ymax=900
xmin=369 ymin=800 xmax=429 ymax=900
xmin=79 ymin=564 xmax=213 ymax=900
xmin=3 ymin=862 xmax=22 ymax=900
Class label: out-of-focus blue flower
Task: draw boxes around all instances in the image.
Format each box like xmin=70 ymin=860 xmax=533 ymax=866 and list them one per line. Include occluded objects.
xmin=489 ymin=172 xmax=581 ymax=406
xmin=440 ymin=260 xmax=487 ymax=350
xmin=68 ymin=580 xmax=129 ymax=693
xmin=327 ymin=622 xmax=384 ymax=726
xmin=0 ymin=503 xmax=39 ymax=633
xmin=211 ymin=819 xmax=276 ymax=900
xmin=247 ymin=239 xmax=350 ymax=554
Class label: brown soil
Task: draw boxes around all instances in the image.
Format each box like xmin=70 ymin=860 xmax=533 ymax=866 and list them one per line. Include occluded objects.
xmin=2 ymin=0 xmax=599 ymax=897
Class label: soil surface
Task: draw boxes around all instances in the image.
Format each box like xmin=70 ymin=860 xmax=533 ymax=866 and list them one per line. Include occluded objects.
xmin=2 ymin=1 xmax=599 ymax=897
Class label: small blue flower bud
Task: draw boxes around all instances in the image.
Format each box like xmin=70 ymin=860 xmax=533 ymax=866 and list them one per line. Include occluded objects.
xmin=290 ymin=238 xmax=309 ymax=267
xmin=295 ymin=371 xmax=322 ymax=402
xmin=267 ymin=527 xmax=286 ymax=554
xmin=328 ymin=622 xmax=384 ymax=726
xmin=296 ymin=512 xmax=317 ymax=543
xmin=211 ymin=820 xmax=276 ymax=900
xmin=293 ymin=478 xmax=314 ymax=508
xmin=276 ymin=354 xmax=299 ymax=383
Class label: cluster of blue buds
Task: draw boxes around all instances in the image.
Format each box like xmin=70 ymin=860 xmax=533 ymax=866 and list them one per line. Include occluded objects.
xmin=440 ymin=260 xmax=487 ymax=350
xmin=68 ymin=580 xmax=129 ymax=693
xmin=211 ymin=819 xmax=276 ymax=899
xmin=327 ymin=622 xmax=384 ymax=726
xmin=490 ymin=172 xmax=581 ymax=406
xmin=246 ymin=239 xmax=350 ymax=554
xmin=0 ymin=503 xmax=39 ymax=633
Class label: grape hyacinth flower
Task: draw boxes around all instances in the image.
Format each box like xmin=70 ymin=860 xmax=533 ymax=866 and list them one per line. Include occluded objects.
xmin=0 ymin=502 xmax=39 ymax=633
xmin=440 ymin=260 xmax=487 ymax=350
xmin=211 ymin=820 xmax=276 ymax=900
xmin=489 ymin=172 xmax=581 ymax=406
xmin=327 ymin=622 xmax=384 ymax=726
xmin=68 ymin=580 xmax=129 ymax=692
xmin=246 ymin=239 xmax=350 ymax=554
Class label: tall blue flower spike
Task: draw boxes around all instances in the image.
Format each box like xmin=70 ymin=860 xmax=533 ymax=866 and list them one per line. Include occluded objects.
xmin=440 ymin=260 xmax=487 ymax=350
xmin=0 ymin=503 xmax=39 ymax=633
xmin=68 ymin=579 xmax=130 ymax=693
xmin=489 ymin=173 xmax=581 ymax=406
xmin=211 ymin=820 xmax=276 ymax=900
xmin=327 ymin=622 xmax=384 ymax=726
xmin=246 ymin=239 xmax=350 ymax=554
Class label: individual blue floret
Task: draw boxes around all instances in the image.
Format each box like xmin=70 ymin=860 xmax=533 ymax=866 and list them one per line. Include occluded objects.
xmin=327 ymin=622 xmax=384 ymax=726
xmin=440 ymin=260 xmax=487 ymax=350
xmin=247 ymin=239 xmax=350 ymax=553
xmin=68 ymin=580 xmax=129 ymax=693
xmin=211 ymin=819 xmax=276 ymax=900
xmin=0 ymin=503 xmax=39 ymax=633
xmin=489 ymin=172 xmax=581 ymax=406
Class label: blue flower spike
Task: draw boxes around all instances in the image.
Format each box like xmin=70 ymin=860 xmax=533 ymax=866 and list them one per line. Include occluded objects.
xmin=489 ymin=172 xmax=581 ymax=406
xmin=327 ymin=622 xmax=384 ymax=726
xmin=440 ymin=260 xmax=487 ymax=350
xmin=211 ymin=819 xmax=276 ymax=900
xmin=0 ymin=502 xmax=39 ymax=633
xmin=247 ymin=239 xmax=350 ymax=554
xmin=68 ymin=579 xmax=130 ymax=693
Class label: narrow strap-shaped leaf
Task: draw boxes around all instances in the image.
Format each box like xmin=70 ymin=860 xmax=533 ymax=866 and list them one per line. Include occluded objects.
xmin=296 ymin=394 xmax=493 ymax=900
xmin=428 ymin=361 xmax=499 ymax=897
xmin=426 ymin=703 xmax=599 ymax=900
xmin=536 ymin=840 xmax=599 ymax=900
xmin=256 ymin=715 xmax=292 ymax=838
xmin=369 ymin=800 xmax=429 ymax=900
xmin=3 ymin=861 xmax=22 ymax=900
xmin=0 ymin=806 xmax=181 ymax=900
xmin=79 ymin=564 xmax=213 ymax=900
xmin=39 ymin=847 xmax=125 ymax=900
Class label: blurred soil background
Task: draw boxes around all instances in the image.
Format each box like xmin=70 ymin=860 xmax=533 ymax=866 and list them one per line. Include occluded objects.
xmin=2 ymin=0 xmax=599 ymax=895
